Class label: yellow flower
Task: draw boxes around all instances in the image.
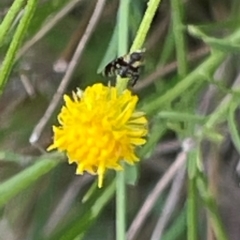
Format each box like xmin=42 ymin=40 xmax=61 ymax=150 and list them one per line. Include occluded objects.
xmin=48 ymin=83 xmax=147 ymax=187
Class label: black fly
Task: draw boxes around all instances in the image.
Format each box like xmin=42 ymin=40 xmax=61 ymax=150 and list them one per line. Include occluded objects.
xmin=103 ymin=49 xmax=145 ymax=86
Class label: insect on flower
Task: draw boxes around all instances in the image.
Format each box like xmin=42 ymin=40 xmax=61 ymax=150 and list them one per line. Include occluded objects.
xmin=103 ymin=49 xmax=145 ymax=86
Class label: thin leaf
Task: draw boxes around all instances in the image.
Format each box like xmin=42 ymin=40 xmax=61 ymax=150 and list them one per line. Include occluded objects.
xmin=228 ymin=101 xmax=240 ymax=153
xmin=0 ymin=0 xmax=25 ymax=45
xmin=0 ymin=153 xmax=61 ymax=209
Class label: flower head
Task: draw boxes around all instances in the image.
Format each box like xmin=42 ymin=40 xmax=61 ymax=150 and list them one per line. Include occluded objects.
xmin=48 ymin=83 xmax=147 ymax=187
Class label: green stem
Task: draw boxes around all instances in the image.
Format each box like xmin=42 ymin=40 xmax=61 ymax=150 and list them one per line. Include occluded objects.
xmin=205 ymin=95 xmax=233 ymax=130
xmin=204 ymin=82 xmax=240 ymax=133
xmin=0 ymin=0 xmax=25 ymax=45
xmin=197 ymin=174 xmax=228 ymax=240
xmin=187 ymin=177 xmax=198 ymax=240
xmin=158 ymin=111 xmax=206 ymax=122
xmin=116 ymin=0 xmax=130 ymax=239
xmin=206 ymin=198 xmax=228 ymax=240
xmin=130 ymin=0 xmax=162 ymax=52
xmin=118 ymin=1 xmax=129 ymax=55
xmin=187 ymin=150 xmax=198 ymax=240
xmin=116 ymin=169 xmax=126 ymax=240
xmin=170 ymin=0 xmax=188 ymax=77
xmin=0 ymin=0 xmax=39 ymax=95
xmin=228 ymin=101 xmax=240 ymax=153
xmin=116 ymin=0 xmax=130 ymax=91
xmin=171 ymin=3 xmax=193 ymax=239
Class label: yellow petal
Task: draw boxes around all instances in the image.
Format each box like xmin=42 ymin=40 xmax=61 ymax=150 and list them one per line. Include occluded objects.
xmin=47 ymin=83 xmax=148 ymax=188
